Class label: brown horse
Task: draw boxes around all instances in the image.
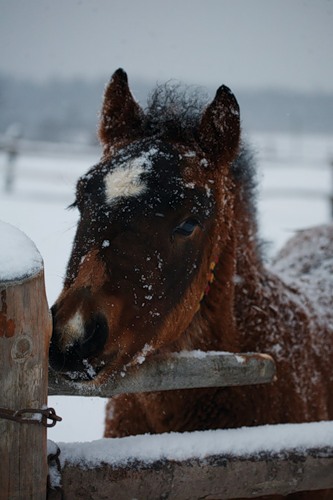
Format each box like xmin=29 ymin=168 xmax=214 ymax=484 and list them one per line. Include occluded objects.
xmin=50 ymin=68 xmax=333 ymax=473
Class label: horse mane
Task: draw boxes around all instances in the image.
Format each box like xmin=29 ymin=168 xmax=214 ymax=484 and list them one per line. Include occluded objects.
xmin=231 ymin=144 xmax=258 ymax=218
xmin=143 ymin=83 xmax=258 ymax=209
xmin=143 ymin=82 xmax=208 ymax=142
xmin=232 ymin=144 xmax=265 ymax=260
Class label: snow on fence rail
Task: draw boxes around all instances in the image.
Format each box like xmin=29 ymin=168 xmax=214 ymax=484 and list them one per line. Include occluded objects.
xmin=48 ymin=351 xmax=276 ymax=397
xmin=50 ymin=422 xmax=333 ymax=499
xmin=1 ymin=222 xmax=333 ymax=499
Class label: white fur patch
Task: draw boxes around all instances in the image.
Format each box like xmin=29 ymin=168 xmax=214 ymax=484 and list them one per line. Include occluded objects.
xmin=104 ymin=149 xmax=158 ymax=205
xmin=60 ymin=311 xmax=85 ymax=348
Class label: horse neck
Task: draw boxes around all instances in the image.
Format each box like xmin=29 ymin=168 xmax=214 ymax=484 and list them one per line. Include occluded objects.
xmin=169 ymin=186 xmax=254 ymax=352
xmin=229 ymin=195 xmax=292 ymax=353
xmin=184 ymin=187 xmax=273 ymax=353
xmin=210 ymin=193 xmax=264 ymax=350
xmin=170 ymin=179 xmax=288 ymax=354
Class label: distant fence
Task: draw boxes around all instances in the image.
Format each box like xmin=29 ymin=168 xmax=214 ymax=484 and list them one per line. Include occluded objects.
xmin=1 ymin=136 xmax=333 ymax=218
xmin=0 ymin=135 xmax=99 ymax=193
xmin=1 ymin=225 xmax=333 ymax=499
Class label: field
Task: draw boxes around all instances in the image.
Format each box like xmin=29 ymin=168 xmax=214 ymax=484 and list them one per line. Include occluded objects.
xmin=0 ymin=131 xmax=332 ymax=442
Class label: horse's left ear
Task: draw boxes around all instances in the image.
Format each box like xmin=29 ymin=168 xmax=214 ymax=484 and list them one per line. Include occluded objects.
xmin=99 ymin=68 xmax=144 ymax=146
xmin=198 ymin=85 xmax=240 ymax=163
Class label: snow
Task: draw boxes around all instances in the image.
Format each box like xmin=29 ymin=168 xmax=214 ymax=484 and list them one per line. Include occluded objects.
xmin=47 ymin=440 xmax=62 ymax=487
xmin=175 ymin=349 xmax=236 ymax=359
xmin=272 ymin=224 xmax=333 ymax=323
xmin=0 ymin=219 xmax=43 ymax=282
xmin=134 ymin=343 xmax=153 ymax=365
xmin=0 ymin=131 xmax=331 ymax=443
xmin=176 ymin=349 xmax=209 ymax=359
xmin=56 ymin=421 xmax=333 ymax=469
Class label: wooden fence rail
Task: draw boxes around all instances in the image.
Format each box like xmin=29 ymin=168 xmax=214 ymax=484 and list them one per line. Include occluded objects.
xmin=50 ymin=440 xmax=333 ymax=499
xmin=1 ymin=222 xmax=333 ymax=499
xmin=48 ymin=351 xmax=276 ymax=397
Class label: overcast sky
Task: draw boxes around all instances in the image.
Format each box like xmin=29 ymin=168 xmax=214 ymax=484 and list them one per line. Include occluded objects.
xmin=1 ymin=0 xmax=333 ymax=92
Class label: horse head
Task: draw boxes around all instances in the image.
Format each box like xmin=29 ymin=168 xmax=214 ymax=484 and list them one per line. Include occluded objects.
xmin=49 ymin=69 xmax=241 ymax=381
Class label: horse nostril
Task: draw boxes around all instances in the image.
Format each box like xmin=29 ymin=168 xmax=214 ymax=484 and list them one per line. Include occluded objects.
xmin=49 ymin=334 xmax=67 ymax=372
xmin=80 ymin=313 xmax=109 ymax=358
xmin=49 ymin=306 xmax=67 ymax=372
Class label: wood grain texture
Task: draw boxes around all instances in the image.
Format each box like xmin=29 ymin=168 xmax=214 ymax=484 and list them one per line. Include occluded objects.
xmin=52 ymin=447 xmax=333 ymax=499
xmin=48 ymin=352 xmax=276 ymax=397
xmin=0 ymin=269 xmax=52 ymax=499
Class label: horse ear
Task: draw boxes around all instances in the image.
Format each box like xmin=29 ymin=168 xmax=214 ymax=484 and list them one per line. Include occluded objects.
xmin=198 ymin=85 xmax=240 ymax=162
xmin=98 ymin=68 xmax=144 ymax=146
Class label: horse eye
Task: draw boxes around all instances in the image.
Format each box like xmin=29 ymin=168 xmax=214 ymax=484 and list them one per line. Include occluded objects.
xmin=174 ymin=218 xmax=201 ymax=237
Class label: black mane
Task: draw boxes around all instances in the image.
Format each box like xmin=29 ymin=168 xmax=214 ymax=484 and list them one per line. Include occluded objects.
xmin=143 ymin=83 xmax=208 ymax=142
xmin=142 ymin=83 xmax=258 ymax=214
xmin=232 ymin=143 xmax=258 ymax=214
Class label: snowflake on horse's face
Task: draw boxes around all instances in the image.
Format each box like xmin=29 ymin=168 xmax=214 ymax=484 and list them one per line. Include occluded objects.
xmin=49 ymin=69 xmax=333 ymax=445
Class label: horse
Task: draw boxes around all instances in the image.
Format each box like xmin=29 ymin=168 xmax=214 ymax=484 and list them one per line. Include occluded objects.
xmin=49 ymin=68 xmax=333 ymax=496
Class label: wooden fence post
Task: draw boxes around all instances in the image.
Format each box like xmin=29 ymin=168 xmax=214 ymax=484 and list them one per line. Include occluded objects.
xmin=0 ymin=222 xmax=52 ymax=499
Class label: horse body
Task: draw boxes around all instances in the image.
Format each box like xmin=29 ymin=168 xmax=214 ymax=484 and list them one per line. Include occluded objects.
xmin=105 ymin=223 xmax=333 ymax=437
xmin=49 ymin=69 xmax=333 ymax=449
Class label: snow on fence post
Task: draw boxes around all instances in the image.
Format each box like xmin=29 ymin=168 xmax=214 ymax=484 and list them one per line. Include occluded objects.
xmin=0 ymin=221 xmax=52 ymax=499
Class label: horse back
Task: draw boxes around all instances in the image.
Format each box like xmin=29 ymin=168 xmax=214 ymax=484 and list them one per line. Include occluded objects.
xmin=272 ymin=224 xmax=333 ymax=324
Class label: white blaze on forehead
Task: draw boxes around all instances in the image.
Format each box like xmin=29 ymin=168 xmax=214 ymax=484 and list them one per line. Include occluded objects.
xmin=104 ymin=148 xmax=158 ymax=205
xmin=104 ymin=160 xmax=146 ymax=204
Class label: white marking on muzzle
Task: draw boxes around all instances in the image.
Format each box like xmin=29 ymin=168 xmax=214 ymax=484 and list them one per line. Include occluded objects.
xmin=60 ymin=311 xmax=85 ymax=348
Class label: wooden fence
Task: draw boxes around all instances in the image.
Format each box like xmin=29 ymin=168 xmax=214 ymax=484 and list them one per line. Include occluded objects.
xmin=1 ymin=224 xmax=333 ymax=499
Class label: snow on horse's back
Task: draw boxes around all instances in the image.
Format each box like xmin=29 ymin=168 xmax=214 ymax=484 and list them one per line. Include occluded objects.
xmin=273 ymin=224 xmax=333 ymax=315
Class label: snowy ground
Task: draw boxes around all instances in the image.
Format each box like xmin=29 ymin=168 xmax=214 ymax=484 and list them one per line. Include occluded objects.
xmin=0 ymin=131 xmax=332 ymax=443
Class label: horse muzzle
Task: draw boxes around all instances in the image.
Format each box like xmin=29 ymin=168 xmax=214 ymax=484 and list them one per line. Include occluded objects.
xmin=49 ymin=308 xmax=109 ymax=380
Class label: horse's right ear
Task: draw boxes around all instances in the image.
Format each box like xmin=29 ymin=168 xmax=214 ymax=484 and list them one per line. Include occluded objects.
xmin=98 ymin=68 xmax=144 ymax=146
xmin=198 ymin=85 xmax=240 ymax=163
